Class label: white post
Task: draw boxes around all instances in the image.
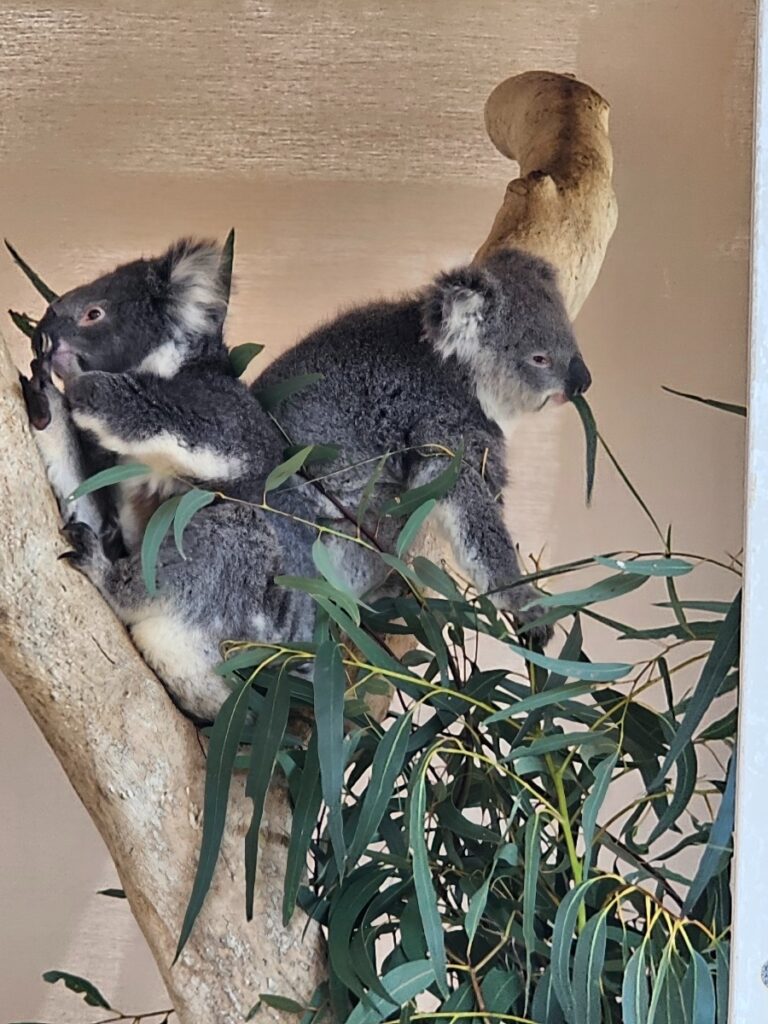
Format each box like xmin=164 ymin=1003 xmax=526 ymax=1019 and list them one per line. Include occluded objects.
xmin=730 ymin=2 xmax=768 ymax=1018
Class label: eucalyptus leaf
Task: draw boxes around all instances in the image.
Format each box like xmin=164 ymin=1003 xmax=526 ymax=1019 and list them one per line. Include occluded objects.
xmin=173 ymin=488 xmax=216 ymax=557
xmin=5 ymin=239 xmax=58 ymax=301
xmin=314 ymin=637 xmax=347 ymax=873
xmin=409 ymin=751 xmax=448 ymax=996
xmin=382 ymin=445 xmax=464 ymax=518
xmin=41 ymin=971 xmax=111 ymax=1009
xmin=141 ymin=495 xmax=182 ymax=595
xmin=571 ymin=394 xmax=597 ymax=504
xmin=255 ymin=372 xmax=323 ymax=412
xmin=244 ymin=665 xmax=292 ymax=918
xmin=68 ymin=462 xmax=151 ymax=501
xmin=174 ymin=679 xmax=252 ymax=959
xmin=229 ymin=342 xmax=264 ymax=377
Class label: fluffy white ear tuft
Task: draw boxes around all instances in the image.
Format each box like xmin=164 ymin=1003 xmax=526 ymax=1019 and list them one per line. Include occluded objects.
xmin=166 ymin=239 xmax=227 ymax=337
xmin=422 ymin=265 xmax=491 ymax=363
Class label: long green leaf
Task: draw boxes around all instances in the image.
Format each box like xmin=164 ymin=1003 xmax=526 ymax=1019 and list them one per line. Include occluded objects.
xmin=523 ymin=812 xmax=542 ymax=1008
xmin=531 ymin=571 xmax=648 ymax=610
xmin=684 ymin=755 xmax=736 ymax=914
xmin=348 ymin=711 xmax=413 ymax=866
xmin=572 ymin=910 xmax=608 ymax=1024
xmin=595 ymin=555 xmax=694 ymax=577
xmin=653 ymin=593 xmax=741 ymax=787
xmin=41 ymin=971 xmax=111 ymax=1009
xmin=581 ymin=749 xmax=619 ymax=875
xmin=505 ymin=640 xmax=632 ymax=682
xmin=481 ymin=968 xmax=522 ymax=1013
xmin=328 ymin=867 xmax=387 ymax=1000
xmin=254 ymin=994 xmax=310 ymax=1015
xmin=173 ymin=488 xmax=215 ymax=557
xmin=343 ymin=961 xmax=435 ymax=1024
xmin=396 ymin=499 xmax=436 ymax=557
xmin=409 ymin=750 xmax=448 ymax=996
xmin=255 ymin=372 xmax=323 ymax=412
xmin=681 ymin=950 xmax=716 ymax=1023
xmin=229 ymin=342 xmax=264 ymax=377
xmin=141 ymin=496 xmax=182 ymax=594
xmin=314 ymin=638 xmax=347 ymax=873
xmin=9 ymin=309 xmax=36 ymax=338
xmin=5 ymin=240 xmax=58 ymax=301
xmin=311 ymin=538 xmax=367 ymax=620
xmin=175 ymin=679 xmax=252 ymax=959
xmin=283 ymin=730 xmax=322 ymax=924
xmin=571 ymin=394 xmax=597 ymax=504
xmin=485 ymin=681 xmax=598 ymax=724
xmin=264 ymin=445 xmax=316 ymax=494
xmin=647 ymin=741 xmax=698 ymax=846
xmin=622 ymin=943 xmax=651 ymax=1024
xmin=382 ymin=445 xmax=464 ymax=518
xmin=68 ymin=462 xmax=151 ymax=501
xmin=277 ymin=574 xmax=361 ymax=625
xmin=714 ymin=941 xmax=729 ymax=1024
xmin=662 ymin=385 xmax=746 ymax=417
xmin=465 ymin=876 xmax=491 ymax=951
xmin=244 ymin=666 xmax=291 ymax=919
xmin=551 ymin=878 xmax=603 ymax=1019
xmin=531 ymin=966 xmax=565 ymax=1024
xmin=220 ymin=227 xmax=235 ymax=303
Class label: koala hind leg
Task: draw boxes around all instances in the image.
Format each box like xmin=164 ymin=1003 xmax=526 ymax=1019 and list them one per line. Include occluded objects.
xmin=60 ymin=520 xmax=233 ymax=721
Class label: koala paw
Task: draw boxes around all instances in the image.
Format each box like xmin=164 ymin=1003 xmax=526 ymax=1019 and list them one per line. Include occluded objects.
xmin=492 ymin=584 xmax=554 ymax=648
xmin=511 ymin=603 xmax=554 ymax=648
xmin=20 ymin=371 xmax=52 ymax=430
xmin=59 ymin=520 xmax=101 ymax=572
xmin=66 ymin=371 xmax=114 ymax=422
xmin=20 ymin=351 xmax=57 ymax=430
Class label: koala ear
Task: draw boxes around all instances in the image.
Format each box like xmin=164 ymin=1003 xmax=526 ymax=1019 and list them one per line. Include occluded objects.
xmin=159 ymin=238 xmax=228 ymax=337
xmin=422 ymin=265 xmax=495 ymax=361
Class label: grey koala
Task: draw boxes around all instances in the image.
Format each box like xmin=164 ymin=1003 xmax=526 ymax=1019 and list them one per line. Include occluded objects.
xmin=23 ymin=239 xmax=322 ymax=722
xmin=254 ymin=249 xmax=592 ymax=644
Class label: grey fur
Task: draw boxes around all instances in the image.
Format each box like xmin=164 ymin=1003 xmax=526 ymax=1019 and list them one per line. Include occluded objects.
xmin=254 ymin=249 xmax=592 ymax=643
xmin=26 ymin=240 xmax=321 ymax=722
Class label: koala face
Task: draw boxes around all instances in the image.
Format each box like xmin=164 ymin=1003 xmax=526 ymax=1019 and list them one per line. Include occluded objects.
xmin=422 ymin=249 xmax=591 ymax=423
xmin=33 ymin=239 xmax=227 ymax=383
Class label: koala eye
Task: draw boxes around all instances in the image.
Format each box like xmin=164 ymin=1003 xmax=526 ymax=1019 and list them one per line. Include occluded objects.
xmin=79 ymin=306 xmax=105 ymax=326
xmin=529 ymin=353 xmax=553 ymax=368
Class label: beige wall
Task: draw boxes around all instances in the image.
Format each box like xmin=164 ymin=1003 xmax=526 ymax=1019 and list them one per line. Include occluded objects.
xmin=0 ymin=1 xmax=754 ymax=1018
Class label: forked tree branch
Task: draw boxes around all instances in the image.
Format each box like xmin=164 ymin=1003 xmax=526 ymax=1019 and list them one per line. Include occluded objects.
xmin=0 ymin=70 xmax=615 ymax=1023
xmin=0 ymin=336 xmax=324 ymax=1020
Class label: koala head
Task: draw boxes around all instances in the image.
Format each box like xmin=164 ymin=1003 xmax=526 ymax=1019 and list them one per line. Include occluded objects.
xmin=422 ymin=249 xmax=591 ymax=424
xmin=33 ymin=239 xmax=229 ymax=382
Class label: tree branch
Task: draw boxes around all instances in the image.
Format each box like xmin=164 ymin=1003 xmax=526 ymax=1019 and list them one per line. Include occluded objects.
xmin=0 ymin=338 xmax=325 ymax=1022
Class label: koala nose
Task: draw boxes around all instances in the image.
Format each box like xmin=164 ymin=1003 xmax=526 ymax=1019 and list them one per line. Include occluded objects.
xmin=565 ymin=355 xmax=592 ymax=398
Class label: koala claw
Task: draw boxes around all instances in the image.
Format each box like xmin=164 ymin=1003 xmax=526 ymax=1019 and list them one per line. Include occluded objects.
xmin=20 ymin=371 xmax=52 ymax=430
xmin=512 ymin=605 xmax=554 ymax=648
xmin=492 ymin=583 xmax=554 ymax=648
xmin=59 ymin=520 xmax=99 ymax=569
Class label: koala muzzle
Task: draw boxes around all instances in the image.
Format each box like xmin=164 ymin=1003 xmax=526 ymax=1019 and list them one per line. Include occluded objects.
xmin=565 ymin=355 xmax=592 ymax=398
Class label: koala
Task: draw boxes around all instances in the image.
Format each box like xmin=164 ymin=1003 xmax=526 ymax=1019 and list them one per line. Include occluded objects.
xmin=22 ymin=239 xmax=323 ymax=722
xmin=253 ymin=249 xmax=592 ymax=645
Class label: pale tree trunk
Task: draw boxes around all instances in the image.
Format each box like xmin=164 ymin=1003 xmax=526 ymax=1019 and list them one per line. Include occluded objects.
xmin=0 ymin=71 xmax=615 ymax=1022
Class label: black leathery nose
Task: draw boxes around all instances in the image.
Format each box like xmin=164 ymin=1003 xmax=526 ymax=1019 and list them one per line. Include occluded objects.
xmin=566 ymin=355 xmax=592 ymax=397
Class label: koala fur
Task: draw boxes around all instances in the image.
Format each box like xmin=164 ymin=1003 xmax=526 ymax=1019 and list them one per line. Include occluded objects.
xmin=24 ymin=240 xmax=322 ymax=721
xmin=254 ymin=249 xmax=592 ymax=644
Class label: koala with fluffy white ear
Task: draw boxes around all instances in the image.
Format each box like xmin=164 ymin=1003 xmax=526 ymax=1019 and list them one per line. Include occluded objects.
xmin=253 ymin=249 xmax=592 ymax=645
xmin=22 ymin=239 xmax=322 ymax=722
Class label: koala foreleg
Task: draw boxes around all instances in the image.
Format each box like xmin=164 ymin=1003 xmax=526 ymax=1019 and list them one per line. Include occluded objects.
xmin=21 ymin=365 xmax=104 ymax=534
xmin=66 ymin=371 xmax=245 ymax=485
xmin=409 ymin=455 xmax=553 ymax=645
